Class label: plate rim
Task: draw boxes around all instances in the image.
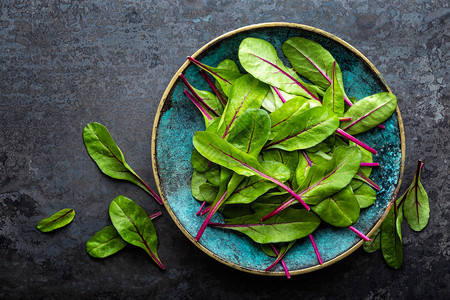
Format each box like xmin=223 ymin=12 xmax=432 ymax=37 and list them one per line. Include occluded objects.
xmin=151 ymin=22 xmax=406 ymax=276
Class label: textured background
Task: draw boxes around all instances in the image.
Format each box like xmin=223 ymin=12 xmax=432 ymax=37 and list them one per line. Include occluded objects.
xmin=0 ymin=0 xmax=448 ymax=299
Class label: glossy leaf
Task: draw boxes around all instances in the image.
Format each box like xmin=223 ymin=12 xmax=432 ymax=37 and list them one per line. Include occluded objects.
xmin=401 ymin=161 xmax=430 ymax=231
xmin=312 ymin=186 xmax=360 ymax=227
xmin=340 ymin=93 xmax=397 ymax=135
xmin=36 ymin=208 xmax=75 ymax=232
xmin=209 ymin=209 xmax=320 ymax=243
xmin=354 ymin=183 xmax=377 ymax=208
xmin=322 ymin=62 xmax=345 ymax=116
xmin=83 ymin=122 xmax=162 ymax=204
xmin=268 ymin=97 xmax=310 ymax=139
xmin=238 ymin=37 xmax=319 ymax=99
xmin=227 ymin=109 xmax=271 ymax=156
xmin=218 ymin=74 xmax=269 ymax=137
xmin=381 ymin=203 xmax=403 ymax=269
xmin=265 ymin=106 xmax=339 ymax=151
xmin=363 ymin=227 xmax=381 ymax=253
xmin=109 ymin=196 xmax=165 ymax=269
xmin=86 ymin=225 xmax=127 ymax=258
xmin=261 ymin=149 xmax=299 ymax=182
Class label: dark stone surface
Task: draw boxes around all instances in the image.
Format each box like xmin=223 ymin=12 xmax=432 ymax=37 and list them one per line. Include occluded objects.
xmin=0 ymin=0 xmax=448 ymax=299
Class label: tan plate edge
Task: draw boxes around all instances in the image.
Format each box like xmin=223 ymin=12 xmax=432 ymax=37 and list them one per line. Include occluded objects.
xmin=151 ymin=22 xmax=406 ymax=276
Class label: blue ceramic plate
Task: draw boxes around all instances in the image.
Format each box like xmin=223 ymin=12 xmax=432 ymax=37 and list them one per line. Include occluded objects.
xmin=152 ymin=23 xmax=405 ymax=276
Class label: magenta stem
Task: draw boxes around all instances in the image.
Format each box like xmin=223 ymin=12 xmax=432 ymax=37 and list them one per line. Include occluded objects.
xmin=200 ymin=70 xmax=227 ymax=107
xmin=196 ymin=201 xmax=206 ymax=216
xmin=348 ymin=226 xmax=371 ymax=241
xmin=179 ymin=73 xmax=219 ymax=117
xmin=378 ymin=124 xmax=386 ymax=129
xmin=137 ymin=177 xmax=163 ymax=205
xmin=184 ymin=90 xmax=213 ymax=120
xmin=270 ymin=243 xmax=290 ymax=279
xmin=360 ymin=162 xmax=379 ymax=167
xmin=356 ymin=172 xmax=381 ymax=191
xmin=272 ymin=86 xmax=286 ymax=103
xmin=302 ymin=151 xmax=313 ymax=167
xmin=187 ymin=56 xmax=231 ymax=84
xmin=343 ymin=97 xmax=384 ymax=129
xmin=339 ymin=117 xmax=353 ymax=122
xmin=195 ymin=191 xmax=227 ymax=242
xmin=309 ymin=234 xmax=323 ymax=264
xmin=336 ymin=128 xmax=377 ymax=154
xmin=261 ymin=198 xmax=296 ymax=222
xmin=149 ymin=211 xmax=162 ymax=220
xmin=200 ymin=206 xmax=210 ymax=216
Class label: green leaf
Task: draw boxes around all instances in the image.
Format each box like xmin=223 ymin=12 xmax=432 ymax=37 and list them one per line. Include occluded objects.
xmin=191 ymin=149 xmax=209 ymax=172
xmin=205 ymin=165 xmax=221 ymax=186
xmin=86 ymin=225 xmax=127 ymax=258
xmin=210 ymin=208 xmax=321 ymax=244
xmin=83 ymin=122 xmax=161 ymax=204
xmin=312 ymin=186 xmax=360 ymax=227
xmin=191 ymin=86 xmax=223 ymax=126
xmin=191 ymin=170 xmax=208 ymax=201
xmin=381 ymin=203 xmax=403 ymax=269
xmin=238 ymin=37 xmax=318 ymax=99
xmin=354 ymin=183 xmax=377 ymax=208
xmin=261 ymin=89 xmax=283 ymax=113
xmin=363 ymin=227 xmax=381 ymax=253
xmin=340 ymin=93 xmax=397 ymax=135
xmin=322 ymin=63 xmax=345 ymax=117
xmin=218 ymin=74 xmax=269 ymax=137
xmin=265 ymin=106 xmax=339 ymax=151
xmin=268 ymin=97 xmax=310 ymax=139
xmin=402 ymin=161 xmax=430 ymax=231
xmin=109 ymin=196 xmax=165 ymax=269
xmin=36 ymin=208 xmax=75 ymax=232
xmin=261 ymin=149 xmax=299 ymax=181
xmin=298 ymin=146 xmax=362 ymax=205
xmin=198 ymin=183 xmax=219 ymax=203
xmin=282 ymin=37 xmax=343 ymax=90
xmin=227 ymin=109 xmax=271 ymax=156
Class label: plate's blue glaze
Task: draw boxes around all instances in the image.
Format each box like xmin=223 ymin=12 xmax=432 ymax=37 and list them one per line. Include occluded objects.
xmin=154 ymin=25 xmax=402 ymax=274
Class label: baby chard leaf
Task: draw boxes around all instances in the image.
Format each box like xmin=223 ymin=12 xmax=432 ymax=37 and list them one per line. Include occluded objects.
xmin=265 ymin=106 xmax=339 ymax=151
xmin=86 ymin=225 xmax=127 ymax=258
xmin=340 ymin=92 xmax=397 ymax=135
xmin=322 ymin=62 xmax=345 ymax=117
xmin=209 ymin=209 xmax=320 ymax=244
xmin=109 ymin=196 xmax=165 ymax=269
xmin=363 ymin=227 xmax=381 ymax=253
xmin=37 ymin=208 xmax=75 ymax=232
xmin=83 ymin=122 xmax=162 ymax=205
xmin=401 ymin=160 xmax=430 ymax=231
xmin=354 ymin=183 xmax=377 ymax=208
xmin=312 ymin=186 xmax=360 ymax=227
xmin=238 ymin=37 xmax=319 ymax=100
xmin=268 ymin=97 xmax=310 ymax=139
xmin=381 ymin=203 xmax=403 ymax=269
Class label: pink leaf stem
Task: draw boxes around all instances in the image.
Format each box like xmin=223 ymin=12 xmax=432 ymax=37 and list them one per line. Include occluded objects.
xmin=335 ymin=128 xmax=377 ymax=154
xmin=180 ymin=73 xmax=219 ymax=117
xmin=309 ymin=234 xmax=323 ymax=264
xmin=196 ymin=201 xmax=206 ymax=216
xmin=269 ymin=243 xmax=290 ymax=279
xmin=195 ymin=191 xmax=228 ymax=242
xmin=339 ymin=117 xmax=353 ymax=122
xmin=378 ymin=124 xmax=386 ymax=129
xmin=187 ymin=56 xmax=232 ymax=84
xmin=184 ymin=90 xmax=213 ymax=120
xmin=360 ymin=162 xmax=379 ymax=167
xmin=200 ymin=70 xmax=227 ymax=107
xmin=356 ymin=172 xmax=381 ymax=191
xmin=348 ymin=226 xmax=371 ymax=241
xmin=149 ymin=211 xmax=162 ymax=220
xmin=272 ymin=86 xmax=286 ymax=103
xmin=200 ymin=206 xmax=210 ymax=216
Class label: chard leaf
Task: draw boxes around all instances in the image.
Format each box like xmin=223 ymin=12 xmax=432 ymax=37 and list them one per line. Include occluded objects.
xmin=264 ymin=241 xmax=296 ymax=270
xmin=268 ymin=97 xmax=310 ymax=139
xmin=86 ymin=225 xmax=127 ymax=258
xmin=205 ymin=165 xmax=220 ymax=186
xmin=363 ymin=227 xmax=381 ymax=253
xmin=227 ymin=109 xmax=271 ymax=156
xmin=401 ymin=161 xmax=430 ymax=231
xmin=198 ymin=183 xmax=219 ymax=203
xmin=210 ymin=209 xmax=320 ymax=244
xmin=238 ymin=37 xmax=319 ymax=100
xmin=322 ymin=62 xmax=345 ymax=116
xmin=340 ymin=93 xmax=397 ymax=135
xmin=282 ymin=37 xmax=343 ymax=90
xmin=192 ymin=86 xmax=224 ymax=117
xmin=36 ymin=208 xmax=75 ymax=232
xmin=218 ymin=74 xmax=269 ymax=137
xmin=191 ymin=149 xmax=209 ymax=172
xmin=381 ymin=203 xmax=403 ymax=269
xmin=312 ymin=186 xmax=360 ymax=227
xmin=191 ymin=170 xmax=208 ymax=202
xmin=261 ymin=149 xmax=300 ymax=181
xmin=83 ymin=122 xmax=162 ymax=205
xmin=265 ymin=106 xmax=339 ymax=151
xmin=226 ymin=161 xmax=290 ymax=204
xmin=188 ymin=57 xmax=243 ymax=97
xmin=261 ymin=89 xmax=283 ymax=112
xmin=354 ymin=183 xmax=377 ymax=208
xmin=109 ymin=196 xmax=165 ymax=269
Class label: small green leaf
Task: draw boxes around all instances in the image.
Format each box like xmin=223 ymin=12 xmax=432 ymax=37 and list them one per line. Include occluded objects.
xmin=109 ymin=196 xmax=165 ymax=269
xmin=83 ymin=122 xmax=162 ymax=204
xmin=363 ymin=227 xmax=381 ymax=253
xmin=354 ymin=184 xmax=377 ymax=208
xmin=381 ymin=204 xmax=403 ymax=269
xmin=268 ymin=97 xmax=310 ymax=139
xmin=37 ymin=208 xmax=75 ymax=232
xmin=322 ymin=63 xmax=345 ymax=116
xmin=86 ymin=225 xmax=127 ymax=258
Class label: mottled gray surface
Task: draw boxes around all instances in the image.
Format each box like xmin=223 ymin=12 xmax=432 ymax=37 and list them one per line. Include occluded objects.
xmin=0 ymin=0 xmax=448 ymax=299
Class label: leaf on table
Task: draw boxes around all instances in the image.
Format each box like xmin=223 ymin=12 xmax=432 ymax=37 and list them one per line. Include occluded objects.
xmin=363 ymin=227 xmax=381 ymax=253
xmin=36 ymin=208 xmax=75 ymax=233
xmin=86 ymin=225 xmax=127 ymax=258
xmin=381 ymin=203 xmax=403 ymax=269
